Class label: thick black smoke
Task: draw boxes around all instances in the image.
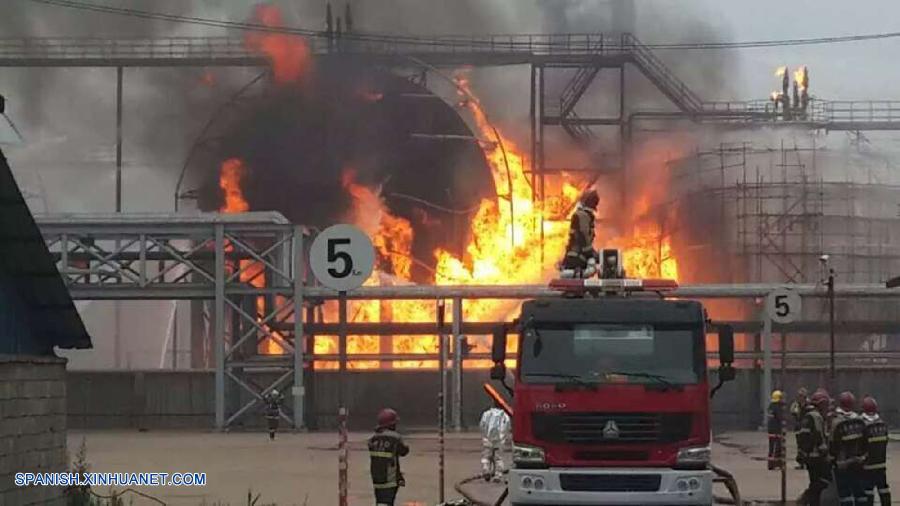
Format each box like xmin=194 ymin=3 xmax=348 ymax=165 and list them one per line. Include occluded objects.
xmin=193 ymin=60 xmax=493 ymax=281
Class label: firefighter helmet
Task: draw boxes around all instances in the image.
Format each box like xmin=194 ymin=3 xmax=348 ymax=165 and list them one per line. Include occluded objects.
xmin=580 ymin=189 xmax=600 ymax=210
xmin=376 ymin=408 xmax=399 ymax=429
xmin=810 ymin=391 xmax=830 ymax=408
xmin=838 ymin=391 xmax=856 ymax=411
xmin=862 ymin=396 xmax=879 ymax=415
xmin=771 ymin=390 xmax=784 ymax=403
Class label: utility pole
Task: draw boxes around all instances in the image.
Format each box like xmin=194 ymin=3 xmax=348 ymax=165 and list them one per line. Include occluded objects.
xmin=114 ymin=66 xmax=124 ymax=369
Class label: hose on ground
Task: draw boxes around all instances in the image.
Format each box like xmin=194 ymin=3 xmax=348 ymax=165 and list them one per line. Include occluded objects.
xmin=453 ymin=474 xmax=507 ymax=506
xmin=712 ymin=464 xmax=742 ymax=505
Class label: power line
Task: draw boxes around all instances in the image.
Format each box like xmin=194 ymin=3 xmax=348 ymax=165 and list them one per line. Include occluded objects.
xmin=21 ymin=0 xmax=900 ymax=51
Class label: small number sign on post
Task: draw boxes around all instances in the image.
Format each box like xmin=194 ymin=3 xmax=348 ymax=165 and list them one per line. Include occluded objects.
xmin=309 ymin=224 xmax=375 ymax=291
xmin=765 ymin=287 xmax=801 ymax=324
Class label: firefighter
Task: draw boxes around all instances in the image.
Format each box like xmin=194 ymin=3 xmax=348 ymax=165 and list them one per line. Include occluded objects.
xmin=767 ymin=390 xmax=786 ymax=470
xmin=561 ymin=189 xmax=599 ymax=278
xmin=797 ymin=391 xmax=832 ymax=506
xmin=830 ymin=391 xmax=868 ymax=506
xmin=368 ymin=408 xmax=409 ymax=506
xmin=862 ymin=396 xmax=891 ymax=505
xmin=479 ymin=399 xmax=511 ymax=482
xmin=791 ymin=387 xmax=809 ymax=469
xmin=263 ymin=388 xmax=283 ymax=440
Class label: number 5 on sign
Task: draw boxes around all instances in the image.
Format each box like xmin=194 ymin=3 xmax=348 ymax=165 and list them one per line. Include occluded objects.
xmin=765 ymin=288 xmax=801 ymax=324
xmin=309 ymin=224 xmax=375 ymax=291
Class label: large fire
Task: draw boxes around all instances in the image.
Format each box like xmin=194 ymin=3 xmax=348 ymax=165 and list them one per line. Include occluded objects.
xmin=217 ymin=4 xmax=682 ymax=368
xmin=244 ymin=4 xmax=311 ymax=84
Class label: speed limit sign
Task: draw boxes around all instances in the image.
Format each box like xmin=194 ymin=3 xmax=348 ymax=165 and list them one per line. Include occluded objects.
xmin=765 ymin=287 xmax=802 ymax=324
xmin=309 ymin=224 xmax=375 ymax=291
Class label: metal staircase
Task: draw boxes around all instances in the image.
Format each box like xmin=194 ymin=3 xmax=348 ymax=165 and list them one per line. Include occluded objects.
xmin=623 ymin=34 xmax=703 ymax=114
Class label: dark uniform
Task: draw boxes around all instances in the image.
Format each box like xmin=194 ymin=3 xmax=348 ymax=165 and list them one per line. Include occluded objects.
xmin=767 ymin=400 xmax=785 ymax=470
xmin=263 ymin=390 xmax=283 ymax=440
xmin=791 ymin=392 xmax=809 ymax=469
xmin=797 ymin=406 xmax=831 ymax=506
xmin=830 ymin=409 xmax=869 ymax=506
xmin=368 ymin=428 xmax=409 ymax=505
xmin=863 ymin=413 xmax=891 ymax=505
xmin=562 ymin=203 xmax=597 ymax=276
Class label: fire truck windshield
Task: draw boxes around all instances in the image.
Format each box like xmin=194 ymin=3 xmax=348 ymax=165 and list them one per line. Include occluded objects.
xmin=519 ymin=323 xmax=703 ymax=385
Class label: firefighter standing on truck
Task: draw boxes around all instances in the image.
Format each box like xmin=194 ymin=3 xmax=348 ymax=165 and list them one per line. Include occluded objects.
xmin=830 ymin=391 xmax=869 ymax=506
xmin=862 ymin=396 xmax=891 ymax=505
xmin=368 ymin=408 xmax=409 ymax=506
xmin=797 ymin=390 xmax=832 ymax=506
xmin=767 ymin=390 xmax=786 ymax=470
xmin=561 ymin=189 xmax=599 ymax=278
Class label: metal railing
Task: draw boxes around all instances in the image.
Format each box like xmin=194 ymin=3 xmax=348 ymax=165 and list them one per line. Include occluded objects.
xmin=823 ymin=100 xmax=900 ymax=124
xmin=0 ymin=33 xmax=634 ymax=62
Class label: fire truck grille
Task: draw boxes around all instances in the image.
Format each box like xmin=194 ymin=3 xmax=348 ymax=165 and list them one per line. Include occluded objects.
xmin=532 ymin=412 xmax=692 ymax=444
xmin=559 ymin=473 xmax=662 ymax=492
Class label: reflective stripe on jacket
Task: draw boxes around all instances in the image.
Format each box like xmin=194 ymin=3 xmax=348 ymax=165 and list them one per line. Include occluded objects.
xmin=369 ymin=429 xmax=409 ymax=489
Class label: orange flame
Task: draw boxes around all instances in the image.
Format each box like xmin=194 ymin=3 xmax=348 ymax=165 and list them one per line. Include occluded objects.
xmin=244 ymin=4 xmax=311 ymax=84
xmin=794 ymin=65 xmax=808 ymax=92
xmin=219 ymin=158 xmax=249 ymax=213
xmin=216 ymin=73 xmax=684 ymax=367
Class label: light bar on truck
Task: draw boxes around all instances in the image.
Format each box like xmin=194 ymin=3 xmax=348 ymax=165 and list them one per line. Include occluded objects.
xmin=549 ymin=278 xmax=679 ymax=292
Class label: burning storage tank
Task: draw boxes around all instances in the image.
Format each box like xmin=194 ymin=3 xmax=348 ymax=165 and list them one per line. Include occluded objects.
xmin=189 ymin=60 xmax=494 ymax=283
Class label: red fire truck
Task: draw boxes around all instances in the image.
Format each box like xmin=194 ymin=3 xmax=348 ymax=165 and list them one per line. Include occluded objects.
xmin=490 ymin=262 xmax=736 ymax=505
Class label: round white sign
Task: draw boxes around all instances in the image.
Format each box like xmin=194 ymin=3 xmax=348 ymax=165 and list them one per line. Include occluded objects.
xmin=765 ymin=288 xmax=802 ymax=324
xmin=309 ymin=224 xmax=375 ymax=291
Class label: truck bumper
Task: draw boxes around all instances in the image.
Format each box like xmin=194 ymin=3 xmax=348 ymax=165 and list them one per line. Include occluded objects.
xmin=508 ymin=467 xmax=713 ymax=505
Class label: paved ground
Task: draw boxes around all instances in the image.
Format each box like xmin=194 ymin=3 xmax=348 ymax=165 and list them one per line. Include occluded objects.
xmin=65 ymin=430 xmax=899 ymax=505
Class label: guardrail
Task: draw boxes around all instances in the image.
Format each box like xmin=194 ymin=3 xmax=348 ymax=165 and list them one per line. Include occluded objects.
xmin=0 ymin=34 xmax=635 ymax=61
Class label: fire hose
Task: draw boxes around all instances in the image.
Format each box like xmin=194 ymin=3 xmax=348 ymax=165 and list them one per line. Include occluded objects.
xmin=711 ymin=464 xmax=742 ymax=505
xmin=452 ymin=474 xmax=508 ymax=506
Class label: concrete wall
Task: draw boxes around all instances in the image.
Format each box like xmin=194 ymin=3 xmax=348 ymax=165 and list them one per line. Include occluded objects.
xmin=67 ymin=367 xmax=900 ymax=432
xmin=0 ymin=355 xmax=67 ymax=506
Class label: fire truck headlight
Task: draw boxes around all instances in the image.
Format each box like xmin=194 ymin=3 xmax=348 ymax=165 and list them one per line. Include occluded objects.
xmin=513 ymin=444 xmax=546 ymax=466
xmin=675 ymin=446 xmax=711 ymax=468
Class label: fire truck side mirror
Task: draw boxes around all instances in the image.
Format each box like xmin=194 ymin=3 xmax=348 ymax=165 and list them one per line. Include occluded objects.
xmin=718 ymin=324 xmax=735 ymax=365
xmin=491 ymin=326 xmax=507 ymax=364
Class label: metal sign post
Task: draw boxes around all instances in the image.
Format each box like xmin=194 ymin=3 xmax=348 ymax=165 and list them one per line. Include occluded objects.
xmin=309 ymin=224 xmax=375 ymax=415
xmin=761 ymin=314 xmax=772 ymax=428
xmin=437 ymin=299 xmax=446 ymax=504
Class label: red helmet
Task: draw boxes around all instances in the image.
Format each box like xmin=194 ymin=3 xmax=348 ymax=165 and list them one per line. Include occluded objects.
xmin=862 ymin=396 xmax=879 ymax=415
xmin=838 ymin=391 xmax=856 ymax=411
xmin=376 ymin=408 xmax=398 ymax=429
xmin=810 ymin=391 xmax=830 ymax=407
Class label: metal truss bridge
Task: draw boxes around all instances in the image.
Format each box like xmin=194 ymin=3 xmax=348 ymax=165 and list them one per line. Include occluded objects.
xmin=35 ymin=212 xmax=900 ymax=431
xmin=6 ymin=32 xmax=900 ymax=216
xmin=2 ymin=33 xmax=897 ymax=131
